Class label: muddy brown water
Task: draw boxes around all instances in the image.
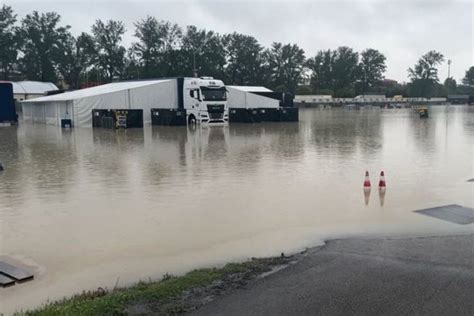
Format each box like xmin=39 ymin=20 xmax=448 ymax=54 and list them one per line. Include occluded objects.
xmin=1 ymin=106 xmax=473 ymax=314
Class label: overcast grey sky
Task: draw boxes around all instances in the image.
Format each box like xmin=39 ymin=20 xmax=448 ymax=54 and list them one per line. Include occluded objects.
xmin=6 ymin=0 xmax=474 ymax=83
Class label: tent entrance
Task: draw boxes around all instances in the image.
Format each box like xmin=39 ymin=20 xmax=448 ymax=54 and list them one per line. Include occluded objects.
xmin=92 ymin=109 xmax=143 ymax=129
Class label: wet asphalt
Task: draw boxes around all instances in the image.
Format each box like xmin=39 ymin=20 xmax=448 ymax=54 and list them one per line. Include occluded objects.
xmin=191 ymin=234 xmax=474 ymax=316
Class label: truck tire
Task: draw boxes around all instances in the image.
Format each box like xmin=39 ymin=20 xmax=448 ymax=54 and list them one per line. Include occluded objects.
xmin=188 ymin=114 xmax=196 ymax=125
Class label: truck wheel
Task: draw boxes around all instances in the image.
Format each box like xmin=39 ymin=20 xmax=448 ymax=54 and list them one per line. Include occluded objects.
xmin=188 ymin=114 xmax=197 ymax=125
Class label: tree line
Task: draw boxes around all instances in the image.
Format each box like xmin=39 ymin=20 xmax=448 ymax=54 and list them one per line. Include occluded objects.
xmin=1 ymin=5 xmax=473 ymax=97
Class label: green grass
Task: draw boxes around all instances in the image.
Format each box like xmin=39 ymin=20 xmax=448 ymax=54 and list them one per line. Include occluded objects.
xmin=19 ymin=257 xmax=286 ymax=316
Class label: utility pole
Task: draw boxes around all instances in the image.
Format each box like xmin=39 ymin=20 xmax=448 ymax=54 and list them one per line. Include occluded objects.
xmin=193 ymin=51 xmax=198 ymax=78
xmin=446 ymin=60 xmax=452 ymax=111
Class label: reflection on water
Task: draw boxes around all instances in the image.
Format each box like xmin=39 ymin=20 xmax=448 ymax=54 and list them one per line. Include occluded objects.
xmin=379 ymin=188 xmax=386 ymax=206
xmin=0 ymin=106 xmax=473 ymax=314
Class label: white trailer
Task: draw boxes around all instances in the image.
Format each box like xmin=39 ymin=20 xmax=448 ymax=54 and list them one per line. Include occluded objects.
xmin=226 ymin=86 xmax=298 ymax=123
xmin=226 ymin=86 xmax=280 ymax=109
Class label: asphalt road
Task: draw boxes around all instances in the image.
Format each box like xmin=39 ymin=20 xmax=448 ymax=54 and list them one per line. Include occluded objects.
xmin=191 ymin=234 xmax=474 ymax=316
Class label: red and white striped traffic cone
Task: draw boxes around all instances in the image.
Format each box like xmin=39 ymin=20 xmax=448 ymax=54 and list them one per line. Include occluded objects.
xmin=363 ymin=171 xmax=371 ymax=190
xmin=378 ymin=171 xmax=386 ymax=190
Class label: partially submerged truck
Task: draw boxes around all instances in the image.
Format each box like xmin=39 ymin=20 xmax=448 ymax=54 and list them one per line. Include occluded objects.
xmin=151 ymin=77 xmax=228 ymax=126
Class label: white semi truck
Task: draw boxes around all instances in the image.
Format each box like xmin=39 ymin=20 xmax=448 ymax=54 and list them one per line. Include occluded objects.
xmin=152 ymin=77 xmax=228 ymax=125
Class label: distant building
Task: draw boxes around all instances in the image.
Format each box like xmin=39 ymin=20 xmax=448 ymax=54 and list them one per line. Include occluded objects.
xmin=447 ymin=95 xmax=469 ymax=104
xmin=295 ymin=95 xmax=333 ymax=104
xmin=354 ymin=94 xmax=386 ymax=100
xmin=381 ymin=79 xmax=398 ymax=86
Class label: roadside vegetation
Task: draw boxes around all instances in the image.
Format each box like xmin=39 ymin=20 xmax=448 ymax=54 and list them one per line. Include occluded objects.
xmin=16 ymin=256 xmax=294 ymax=316
xmin=1 ymin=5 xmax=473 ymax=98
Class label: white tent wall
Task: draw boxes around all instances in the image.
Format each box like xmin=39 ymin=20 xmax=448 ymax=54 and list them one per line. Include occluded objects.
xmin=23 ymin=101 xmax=70 ymax=125
xmin=73 ymin=90 xmax=129 ymax=127
xmin=227 ymin=86 xmax=279 ymax=109
xmin=226 ymin=87 xmax=246 ymax=108
xmin=20 ymin=80 xmax=179 ymax=127
xmin=245 ymin=93 xmax=279 ymax=108
xmin=129 ymin=80 xmax=177 ymax=123
xmin=22 ymin=103 xmax=34 ymax=122
xmin=72 ymin=80 xmax=177 ymax=127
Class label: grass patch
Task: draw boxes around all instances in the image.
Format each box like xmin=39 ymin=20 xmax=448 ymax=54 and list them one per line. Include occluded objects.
xmin=17 ymin=256 xmax=290 ymax=316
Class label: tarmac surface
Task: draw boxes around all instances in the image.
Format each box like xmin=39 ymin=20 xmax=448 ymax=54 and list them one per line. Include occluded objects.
xmin=191 ymin=234 xmax=474 ymax=316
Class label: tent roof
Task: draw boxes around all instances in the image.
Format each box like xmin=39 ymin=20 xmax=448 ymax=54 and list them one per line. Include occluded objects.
xmin=12 ymin=81 xmax=58 ymax=95
xmin=227 ymin=86 xmax=273 ymax=92
xmin=22 ymin=80 xmax=170 ymax=103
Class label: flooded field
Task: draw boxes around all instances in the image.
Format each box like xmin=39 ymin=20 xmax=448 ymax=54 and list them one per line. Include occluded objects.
xmin=1 ymin=106 xmax=473 ymax=314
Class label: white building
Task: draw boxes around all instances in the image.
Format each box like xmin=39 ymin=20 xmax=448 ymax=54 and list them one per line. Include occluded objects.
xmin=21 ymin=80 xmax=177 ymax=127
xmin=294 ymin=95 xmax=333 ymax=104
xmin=12 ymin=81 xmax=58 ymax=101
xmin=354 ymin=94 xmax=386 ymax=102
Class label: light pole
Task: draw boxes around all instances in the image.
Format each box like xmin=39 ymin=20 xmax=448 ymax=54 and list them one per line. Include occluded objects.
xmin=447 ymin=60 xmax=453 ymax=95
xmin=193 ymin=51 xmax=198 ymax=78
xmin=447 ymin=59 xmax=452 ymax=79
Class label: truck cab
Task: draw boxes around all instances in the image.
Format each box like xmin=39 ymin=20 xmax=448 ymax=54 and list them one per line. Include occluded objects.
xmin=183 ymin=77 xmax=228 ymax=124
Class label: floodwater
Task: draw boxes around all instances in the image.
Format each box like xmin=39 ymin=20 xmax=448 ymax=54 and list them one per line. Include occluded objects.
xmin=1 ymin=106 xmax=473 ymax=314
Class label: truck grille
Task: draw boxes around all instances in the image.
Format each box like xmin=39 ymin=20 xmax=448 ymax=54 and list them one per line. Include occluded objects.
xmin=207 ymin=104 xmax=224 ymax=121
xmin=209 ymin=112 xmax=223 ymax=120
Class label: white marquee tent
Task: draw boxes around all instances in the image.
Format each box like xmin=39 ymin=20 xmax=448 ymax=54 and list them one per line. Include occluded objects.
xmin=226 ymin=86 xmax=280 ymax=109
xmin=12 ymin=81 xmax=58 ymax=101
xmin=22 ymin=80 xmax=176 ymax=127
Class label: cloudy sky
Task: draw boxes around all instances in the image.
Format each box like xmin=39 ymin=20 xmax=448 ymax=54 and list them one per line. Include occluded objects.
xmin=7 ymin=0 xmax=474 ymax=83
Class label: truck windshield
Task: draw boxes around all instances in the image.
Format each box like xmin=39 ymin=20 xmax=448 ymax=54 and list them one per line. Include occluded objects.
xmin=200 ymin=87 xmax=227 ymax=101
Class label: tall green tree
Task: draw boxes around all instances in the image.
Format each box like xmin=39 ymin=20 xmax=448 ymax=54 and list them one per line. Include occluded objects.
xmin=131 ymin=16 xmax=164 ymax=78
xmin=91 ymin=19 xmax=126 ymax=81
xmin=159 ymin=21 xmax=182 ymax=51
xmin=152 ymin=22 xmax=182 ymax=77
xmin=332 ymin=46 xmax=359 ymax=96
xmin=443 ymin=77 xmax=456 ymax=95
xmin=223 ymin=32 xmax=264 ymax=85
xmin=0 ymin=5 xmax=19 ymax=80
xmin=55 ymin=32 xmax=96 ymax=88
xmin=19 ymin=11 xmax=70 ymax=82
xmin=265 ymin=42 xmax=305 ymax=93
xmin=180 ymin=25 xmax=226 ymax=78
xmin=123 ymin=48 xmax=141 ymax=80
xmin=307 ymin=49 xmax=336 ymax=93
xmin=462 ymin=66 xmax=474 ymax=86
xmin=358 ymin=48 xmax=386 ymax=92
xmin=131 ymin=17 xmax=182 ymax=78
xmin=408 ymin=50 xmax=444 ymax=97
xmin=307 ymin=47 xmax=359 ymax=96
